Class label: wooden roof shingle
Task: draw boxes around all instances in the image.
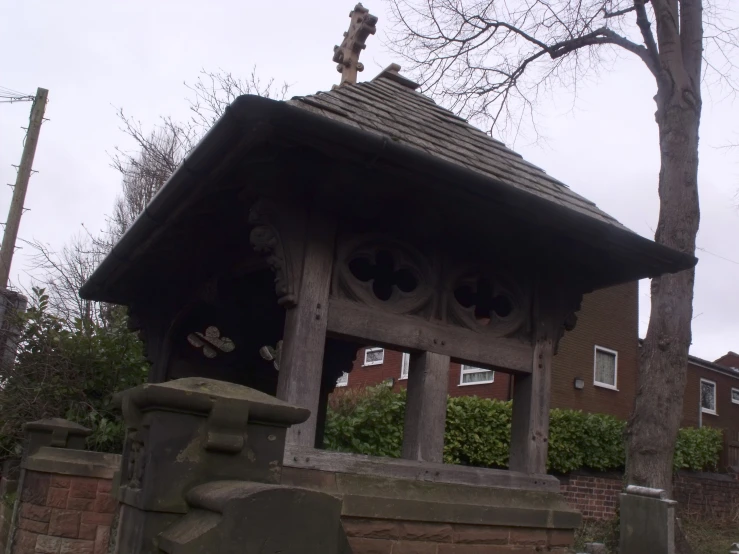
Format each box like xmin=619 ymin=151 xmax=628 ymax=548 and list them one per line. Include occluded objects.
xmin=289 ymin=71 xmax=629 ymax=234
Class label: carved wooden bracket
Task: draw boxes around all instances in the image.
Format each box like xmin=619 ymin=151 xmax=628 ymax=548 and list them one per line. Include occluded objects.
xmin=248 ymin=199 xmax=306 ymax=308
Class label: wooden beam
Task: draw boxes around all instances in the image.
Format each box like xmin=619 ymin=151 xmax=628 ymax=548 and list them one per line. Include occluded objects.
xmin=508 ymin=285 xmax=557 ymax=474
xmin=327 ymin=298 xmax=533 ymax=374
xmin=277 ymin=207 xmax=336 ymax=447
xmin=402 ymin=351 xmax=450 ymax=463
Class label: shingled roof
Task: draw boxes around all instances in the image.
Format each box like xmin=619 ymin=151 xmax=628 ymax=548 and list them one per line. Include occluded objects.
xmin=80 ymin=67 xmax=696 ymax=303
xmin=290 ymin=67 xmax=628 ymax=234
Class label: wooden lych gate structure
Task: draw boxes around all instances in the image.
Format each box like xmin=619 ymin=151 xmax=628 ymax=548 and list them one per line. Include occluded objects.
xmin=80 ymin=5 xmax=695 ymax=552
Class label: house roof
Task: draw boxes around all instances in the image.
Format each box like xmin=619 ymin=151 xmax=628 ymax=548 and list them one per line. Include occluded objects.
xmin=689 ymin=354 xmax=739 ymax=380
xmin=79 ymin=68 xmax=696 ymax=304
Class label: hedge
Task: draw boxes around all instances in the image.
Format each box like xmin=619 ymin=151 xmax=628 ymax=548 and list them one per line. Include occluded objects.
xmin=324 ymin=385 xmax=723 ymax=473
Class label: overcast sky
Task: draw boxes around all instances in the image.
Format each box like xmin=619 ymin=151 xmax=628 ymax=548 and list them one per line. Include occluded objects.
xmin=1 ymin=0 xmax=738 ymax=362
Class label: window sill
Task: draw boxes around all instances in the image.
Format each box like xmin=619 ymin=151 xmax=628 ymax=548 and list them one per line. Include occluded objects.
xmin=594 ymin=382 xmax=619 ymax=391
xmin=458 ymin=381 xmax=495 ymax=387
xmin=335 ymin=383 xmax=348 ymax=388
xmin=398 ymin=376 xmax=408 ymax=381
xmin=701 ymin=409 xmax=718 ymax=416
xmin=362 ymin=362 xmax=384 ymax=367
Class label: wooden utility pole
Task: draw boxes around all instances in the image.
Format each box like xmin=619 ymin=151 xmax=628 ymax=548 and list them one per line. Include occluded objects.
xmin=0 ymin=87 xmax=48 ymax=288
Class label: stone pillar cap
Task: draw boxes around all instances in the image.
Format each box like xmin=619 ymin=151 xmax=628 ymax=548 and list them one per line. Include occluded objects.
xmin=121 ymin=377 xmax=310 ymax=426
xmin=24 ymin=418 xmax=92 ymax=437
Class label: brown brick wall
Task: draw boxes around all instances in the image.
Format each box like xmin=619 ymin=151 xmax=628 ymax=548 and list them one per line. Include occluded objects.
xmin=342 ymin=517 xmax=574 ymax=553
xmin=12 ymin=471 xmax=114 ymax=554
xmin=559 ymin=474 xmax=622 ymax=520
xmin=342 ymin=348 xmax=512 ymax=401
xmin=682 ymin=361 xmax=739 ymax=433
xmin=560 ymin=471 xmax=739 ymax=522
xmin=550 ymin=282 xmax=638 ymax=420
xmin=339 ymin=283 xmax=639 ymax=420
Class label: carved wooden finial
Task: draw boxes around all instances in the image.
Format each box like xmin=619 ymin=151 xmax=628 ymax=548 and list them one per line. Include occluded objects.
xmin=333 ymin=3 xmax=378 ymax=86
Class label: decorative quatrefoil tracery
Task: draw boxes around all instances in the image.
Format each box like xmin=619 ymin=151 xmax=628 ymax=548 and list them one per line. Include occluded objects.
xmin=448 ymin=272 xmax=527 ymax=337
xmin=338 ymin=237 xmax=434 ymax=316
xmin=349 ymin=249 xmax=418 ymax=301
xmin=454 ymin=278 xmax=514 ymax=324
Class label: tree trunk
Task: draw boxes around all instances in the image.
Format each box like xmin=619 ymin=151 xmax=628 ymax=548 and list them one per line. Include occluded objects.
xmin=626 ymin=81 xmax=701 ymax=499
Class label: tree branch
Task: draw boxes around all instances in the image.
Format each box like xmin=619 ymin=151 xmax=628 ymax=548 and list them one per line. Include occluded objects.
xmin=634 ymin=0 xmax=661 ymax=76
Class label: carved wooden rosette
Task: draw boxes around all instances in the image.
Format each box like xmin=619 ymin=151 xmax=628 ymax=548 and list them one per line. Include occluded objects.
xmin=248 ymin=199 xmax=306 ymax=308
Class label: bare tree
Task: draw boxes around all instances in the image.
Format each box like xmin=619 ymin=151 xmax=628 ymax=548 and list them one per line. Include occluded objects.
xmin=22 ymin=234 xmax=107 ymax=327
xmin=107 ymin=68 xmax=289 ymax=244
xmin=24 ymin=68 xmax=288 ymax=324
xmin=389 ymin=0 xmax=737 ymax=511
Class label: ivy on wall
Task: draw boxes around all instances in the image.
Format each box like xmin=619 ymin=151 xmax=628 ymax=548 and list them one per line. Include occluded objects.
xmin=325 ymin=385 xmax=723 ymax=473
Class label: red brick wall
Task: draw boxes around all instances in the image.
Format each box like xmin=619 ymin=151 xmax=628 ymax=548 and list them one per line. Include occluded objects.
xmin=560 ymin=471 xmax=739 ymax=522
xmin=342 ymin=348 xmax=512 ymax=401
xmin=551 ymin=283 xmax=638 ymax=420
xmin=682 ymin=361 xmax=739 ymax=433
xmin=559 ymin=474 xmax=622 ymax=520
xmin=12 ymin=471 xmax=115 ymax=554
xmin=342 ymin=517 xmax=574 ymax=553
xmin=338 ymin=283 xmax=639 ymax=420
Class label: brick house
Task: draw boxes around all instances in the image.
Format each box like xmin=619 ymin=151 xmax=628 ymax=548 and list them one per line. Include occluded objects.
xmin=683 ymin=352 xmax=739 ymax=432
xmin=336 ymin=281 xmax=739 ymax=434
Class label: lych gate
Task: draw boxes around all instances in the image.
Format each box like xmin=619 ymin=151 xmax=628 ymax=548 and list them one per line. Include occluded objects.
xmin=80 ymin=5 xmax=694 ymax=553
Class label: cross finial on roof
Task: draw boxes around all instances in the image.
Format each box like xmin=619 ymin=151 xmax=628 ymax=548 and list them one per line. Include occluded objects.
xmin=333 ymin=3 xmax=378 ymax=86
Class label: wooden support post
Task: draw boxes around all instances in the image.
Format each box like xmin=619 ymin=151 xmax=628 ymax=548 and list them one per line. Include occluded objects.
xmin=402 ymin=351 xmax=450 ymax=463
xmin=277 ymin=208 xmax=336 ymax=448
xmin=509 ymin=286 xmax=558 ymax=474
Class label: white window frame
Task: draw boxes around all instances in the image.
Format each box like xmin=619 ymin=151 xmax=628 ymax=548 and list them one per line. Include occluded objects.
xmin=363 ymin=347 xmax=385 ymax=367
xmin=732 ymin=387 xmax=739 ymax=405
xmin=459 ymin=364 xmax=495 ymax=386
xmin=593 ymin=345 xmax=619 ymax=390
xmin=700 ymin=378 xmax=717 ymax=415
xmin=336 ymin=372 xmax=349 ymax=387
xmin=400 ymin=352 xmax=410 ymax=380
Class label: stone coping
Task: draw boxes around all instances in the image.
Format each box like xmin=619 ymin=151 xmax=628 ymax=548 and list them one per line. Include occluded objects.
xmin=283 ymin=466 xmax=581 ymax=530
xmin=118 ymin=377 xmax=310 ymax=426
xmin=23 ymin=446 xmax=121 ymax=479
xmin=284 ymin=446 xmax=560 ymax=493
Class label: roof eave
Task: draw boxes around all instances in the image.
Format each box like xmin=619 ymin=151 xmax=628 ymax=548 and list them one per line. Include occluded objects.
xmin=80 ymin=95 xmax=697 ymax=303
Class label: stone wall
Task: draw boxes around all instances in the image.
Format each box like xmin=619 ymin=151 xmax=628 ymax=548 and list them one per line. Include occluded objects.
xmin=9 ymin=448 xmax=120 ymax=554
xmin=560 ymin=470 xmax=739 ymax=522
xmin=0 ymin=465 xmax=20 ymax=553
xmin=342 ymin=518 xmax=574 ymax=553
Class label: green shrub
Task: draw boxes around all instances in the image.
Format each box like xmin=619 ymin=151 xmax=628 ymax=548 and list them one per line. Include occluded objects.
xmin=444 ymin=395 xmax=511 ymax=468
xmin=674 ymin=426 xmax=723 ymax=471
xmin=325 ymin=386 xmax=722 ymax=473
xmin=0 ymin=288 xmax=149 ymax=460
xmin=324 ymin=384 xmax=405 ymax=457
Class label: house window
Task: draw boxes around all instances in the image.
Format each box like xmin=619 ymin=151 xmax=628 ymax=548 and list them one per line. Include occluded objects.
xmin=701 ymin=379 xmax=717 ymax=414
xmin=400 ymin=352 xmax=410 ymax=380
xmin=460 ymin=365 xmax=495 ymax=385
xmin=363 ymin=347 xmax=384 ymax=366
xmin=732 ymin=388 xmax=739 ymax=405
xmin=593 ymin=346 xmax=618 ymax=390
xmin=336 ymin=372 xmax=349 ymax=387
